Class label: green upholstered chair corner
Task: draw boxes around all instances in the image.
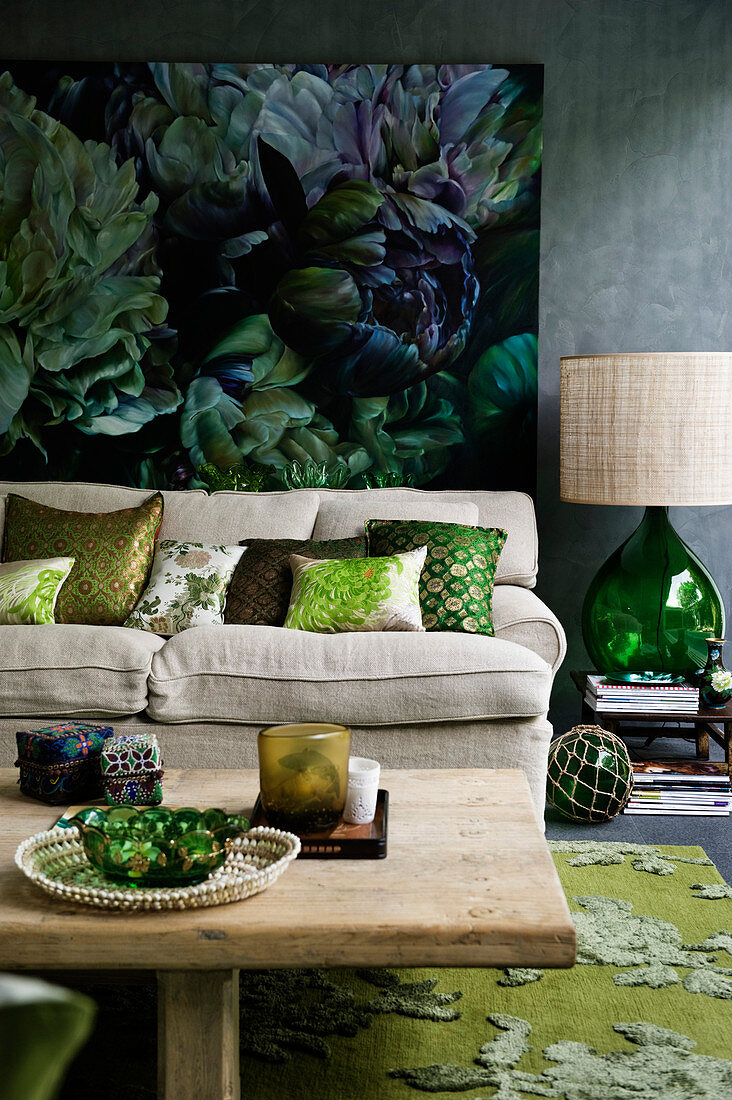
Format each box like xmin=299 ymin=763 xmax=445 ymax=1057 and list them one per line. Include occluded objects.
xmin=0 ymin=973 xmax=96 ymax=1100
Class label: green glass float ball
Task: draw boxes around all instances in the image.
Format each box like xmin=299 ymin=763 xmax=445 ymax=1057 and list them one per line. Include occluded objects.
xmin=547 ymin=725 xmax=633 ymax=823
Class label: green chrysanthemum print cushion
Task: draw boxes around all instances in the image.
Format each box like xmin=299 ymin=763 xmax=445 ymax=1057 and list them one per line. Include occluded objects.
xmin=3 ymin=493 xmax=164 ymax=626
xmin=0 ymin=557 xmax=75 ymax=625
xmin=365 ymin=519 xmax=507 ymax=636
xmin=124 ymin=541 xmax=246 ymax=634
xmin=284 ymin=546 xmax=427 ymax=634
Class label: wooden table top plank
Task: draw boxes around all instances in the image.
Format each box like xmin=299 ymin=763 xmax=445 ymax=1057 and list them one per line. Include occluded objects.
xmin=0 ymin=767 xmax=576 ymax=971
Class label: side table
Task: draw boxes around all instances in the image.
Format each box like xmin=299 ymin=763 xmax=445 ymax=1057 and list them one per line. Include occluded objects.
xmin=570 ymin=671 xmax=732 ymax=774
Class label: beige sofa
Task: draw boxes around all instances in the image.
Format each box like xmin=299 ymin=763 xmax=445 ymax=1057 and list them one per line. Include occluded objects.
xmin=0 ymin=481 xmax=565 ymax=815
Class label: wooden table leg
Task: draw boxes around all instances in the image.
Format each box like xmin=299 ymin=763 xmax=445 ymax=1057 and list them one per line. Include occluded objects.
xmin=158 ymin=969 xmax=240 ymax=1100
xmin=701 ymin=722 xmax=732 ymax=775
xmin=695 ymin=725 xmax=710 ymax=759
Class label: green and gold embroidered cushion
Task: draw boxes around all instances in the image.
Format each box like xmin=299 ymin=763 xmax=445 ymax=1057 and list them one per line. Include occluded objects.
xmin=365 ymin=519 xmax=507 ymax=636
xmin=284 ymin=546 xmax=427 ymax=634
xmin=0 ymin=557 xmax=75 ymax=625
xmin=124 ymin=541 xmax=246 ymax=634
xmin=2 ymin=493 xmax=164 ymax=626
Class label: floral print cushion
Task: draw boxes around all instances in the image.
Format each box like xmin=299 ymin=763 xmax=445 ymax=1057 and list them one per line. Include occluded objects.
xmin=284 ymin=546 xmax=427 ymax=634
xmin=0 ymin=557 xmax=75 ymax=625
xmin=124 ymin=541 xmax=245 ymax=634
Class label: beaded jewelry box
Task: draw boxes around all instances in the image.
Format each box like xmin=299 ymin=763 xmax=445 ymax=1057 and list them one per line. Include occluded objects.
xmin=101 ymin=732 xmax=164 ymax=806
xmin=15 ymin=721 xmax=114 ymax=804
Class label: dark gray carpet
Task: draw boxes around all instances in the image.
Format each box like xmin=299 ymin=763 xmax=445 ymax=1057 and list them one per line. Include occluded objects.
xmin=544 ymin=733 xmax=732 ymax=882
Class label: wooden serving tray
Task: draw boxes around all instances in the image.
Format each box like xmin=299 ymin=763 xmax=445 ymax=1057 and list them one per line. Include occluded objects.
xmin=250 ymin=790 xmax=388 ymax=859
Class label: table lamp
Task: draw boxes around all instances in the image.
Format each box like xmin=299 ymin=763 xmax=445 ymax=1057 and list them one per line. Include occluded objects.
xmin=560 ymin=352 xmax=732 ymax=681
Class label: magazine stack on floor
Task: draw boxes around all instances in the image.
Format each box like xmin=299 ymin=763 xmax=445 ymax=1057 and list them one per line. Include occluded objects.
xmin=586 ymin=675 xmax=699 ymax=712
xmin=623 ymin=760 xmax=732 ymax=816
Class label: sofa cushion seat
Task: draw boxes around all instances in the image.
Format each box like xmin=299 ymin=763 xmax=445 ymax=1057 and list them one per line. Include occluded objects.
xmin=147 ymin=626 xmax=552 ymax=727
xmin=0 ymin=626 xmax=165 ymax=718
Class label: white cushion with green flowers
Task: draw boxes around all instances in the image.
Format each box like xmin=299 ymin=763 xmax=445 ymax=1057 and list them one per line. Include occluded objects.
xmin=124 ymin=541 xmax=245 ymax=635
xmin=0 ymin=557 xmax=75 ymax=625
xmin=283 ymin=546 xmax=427 ymax=634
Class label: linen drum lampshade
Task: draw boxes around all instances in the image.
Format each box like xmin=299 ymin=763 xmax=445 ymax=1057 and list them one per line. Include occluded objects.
xmin=560 ymin=353 xmax=732 ymax=679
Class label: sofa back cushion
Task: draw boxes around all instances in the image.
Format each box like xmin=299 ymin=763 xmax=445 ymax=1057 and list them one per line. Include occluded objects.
xmin=313 ymin=489 xmax=537 ymax=587
xmin=0 ymin=483 xmax=320 ymax=545
xmin=0 ymin=483 xmax=537 ymax=586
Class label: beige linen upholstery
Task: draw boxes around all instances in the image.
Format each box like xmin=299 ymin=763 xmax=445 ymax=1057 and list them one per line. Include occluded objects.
xmin=0 ymin=483 xmax=320 ymax=545
xmin=188 ymin=491 xmax=319 ymax=542
xmin=313 ymin=495 xmax=478 ymax=539
xmin=313 ymin=489 xmax=537 ymax=586
xmin=493 ymin=587 xmax=566 ymax=672
xmin=0 ymin=626 xmax=164 ymax=717
xmin=147 ymin=626 xmax=552 ymax=727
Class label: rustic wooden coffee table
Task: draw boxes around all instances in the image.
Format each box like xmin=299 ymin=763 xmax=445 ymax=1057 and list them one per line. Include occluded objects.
xmin=0 ymin=767 xmax=575 ymax=1100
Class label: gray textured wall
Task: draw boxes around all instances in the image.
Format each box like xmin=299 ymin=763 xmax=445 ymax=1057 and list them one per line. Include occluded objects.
xmin=2 ymin=0 xmax=730 ymax=729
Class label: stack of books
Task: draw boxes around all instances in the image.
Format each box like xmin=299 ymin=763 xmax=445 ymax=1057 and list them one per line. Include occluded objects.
xmin=586 ymin=675 xmax=699 ymax=713
xmin=623 ymin=760 xmax=732 ymax=817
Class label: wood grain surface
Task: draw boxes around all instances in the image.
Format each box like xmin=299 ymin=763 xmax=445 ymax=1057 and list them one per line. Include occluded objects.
xmin=0 ymin=767 xmax=576 ymax=970
xmin=158 ymin=969 xmax=240 ymax=1100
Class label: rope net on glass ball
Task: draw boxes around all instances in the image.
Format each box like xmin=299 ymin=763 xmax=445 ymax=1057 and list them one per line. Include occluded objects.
xmin=547 ymin=725 xmax=633 ymax=823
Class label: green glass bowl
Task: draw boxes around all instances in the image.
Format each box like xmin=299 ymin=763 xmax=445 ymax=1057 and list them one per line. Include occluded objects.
xmin=69 ymin=806 xmax=250 ymax=887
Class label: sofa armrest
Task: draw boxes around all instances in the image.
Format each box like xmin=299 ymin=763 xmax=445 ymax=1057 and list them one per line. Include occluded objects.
xmin=492 ymin=586 xmax=567 ymax=675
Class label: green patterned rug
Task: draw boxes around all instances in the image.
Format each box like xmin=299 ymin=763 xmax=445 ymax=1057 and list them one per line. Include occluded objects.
xmin=60 ymin=843 xmax=732 ymax=1099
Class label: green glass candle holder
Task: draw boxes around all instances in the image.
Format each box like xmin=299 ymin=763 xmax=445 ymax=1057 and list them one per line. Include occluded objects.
xmin=582 ymin=506 xmax=725 ymax=680
xmin=257 ymin=723 xmax=351 ymax=831
xmin=70 ymin=805 xmax=250 ymax=887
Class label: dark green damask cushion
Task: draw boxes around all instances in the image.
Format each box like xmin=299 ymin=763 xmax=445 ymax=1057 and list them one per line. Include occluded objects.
xmin=365 ymin=519 xmax=507 ymax=636
xmin=2 ymin=493 xmax=163 ymax=626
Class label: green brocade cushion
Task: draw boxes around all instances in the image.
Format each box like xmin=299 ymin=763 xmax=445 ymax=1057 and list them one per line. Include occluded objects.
xmin=365 ymin=519 xmax=507 ymax=636
xmin=284 ymin=546 xmax=427 ymax=634
xmin=0 ymin=557 xmax=75 ymax=625
xmin=225 ymin=536 xmax=366 ymax=626
xmin=3 ymin=493 xmax=163 ymax=626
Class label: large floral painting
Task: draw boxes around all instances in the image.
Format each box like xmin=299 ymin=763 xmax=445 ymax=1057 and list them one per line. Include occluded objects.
xmin=0 ymin=63 xmax=542 ymax=491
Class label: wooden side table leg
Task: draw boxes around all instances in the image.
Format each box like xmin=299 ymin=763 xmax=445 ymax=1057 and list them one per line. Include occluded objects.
xmin=158 ymin=969 xmax=240 ymax=1100
xmin=695 ymin=726 xmax=710 ymax=759
xmin=581 ymin=697 xmax=594 ymax=723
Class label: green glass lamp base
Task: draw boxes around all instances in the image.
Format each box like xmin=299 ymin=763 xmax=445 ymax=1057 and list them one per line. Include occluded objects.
xmin=582 ymin=507 xmax=725 ymax=680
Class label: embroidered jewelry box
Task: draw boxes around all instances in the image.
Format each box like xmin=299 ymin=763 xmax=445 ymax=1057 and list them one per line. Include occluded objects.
xmin=15 ymin=721 xmax=114 ymax=804
xmin=101 ymin=732 xmax=164 ymax=806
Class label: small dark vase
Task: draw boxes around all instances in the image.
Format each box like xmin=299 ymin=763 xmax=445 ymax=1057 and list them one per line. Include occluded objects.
xmin=698 ymin=638 xmax=732 ymax=710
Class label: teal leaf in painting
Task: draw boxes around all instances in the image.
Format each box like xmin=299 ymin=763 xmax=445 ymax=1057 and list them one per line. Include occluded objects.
xmin=468 ymin=332 xmax=538 ymax=437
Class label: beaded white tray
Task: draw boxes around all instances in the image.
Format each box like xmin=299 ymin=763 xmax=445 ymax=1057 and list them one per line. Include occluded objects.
xmin=15 ymin=825 xmax=300 ymax=912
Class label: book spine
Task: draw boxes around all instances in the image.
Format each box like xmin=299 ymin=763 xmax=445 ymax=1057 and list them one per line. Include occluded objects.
xmin=622 ymin=807 xmax=729 ymax=816
xmin=628 ymin=798 xmax=732 ymax=807
xmin=588 ymin=677 xmax=698 ymax=693
xmin=632 ymin=778 xmax=731 ymax=786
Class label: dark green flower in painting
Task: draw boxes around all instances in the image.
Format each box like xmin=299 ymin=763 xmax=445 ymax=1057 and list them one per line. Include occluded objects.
xmin=0 ymin=61 xmax=542 ymax=490
xmin=0 ymin=73 xmax=179 ymax=458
